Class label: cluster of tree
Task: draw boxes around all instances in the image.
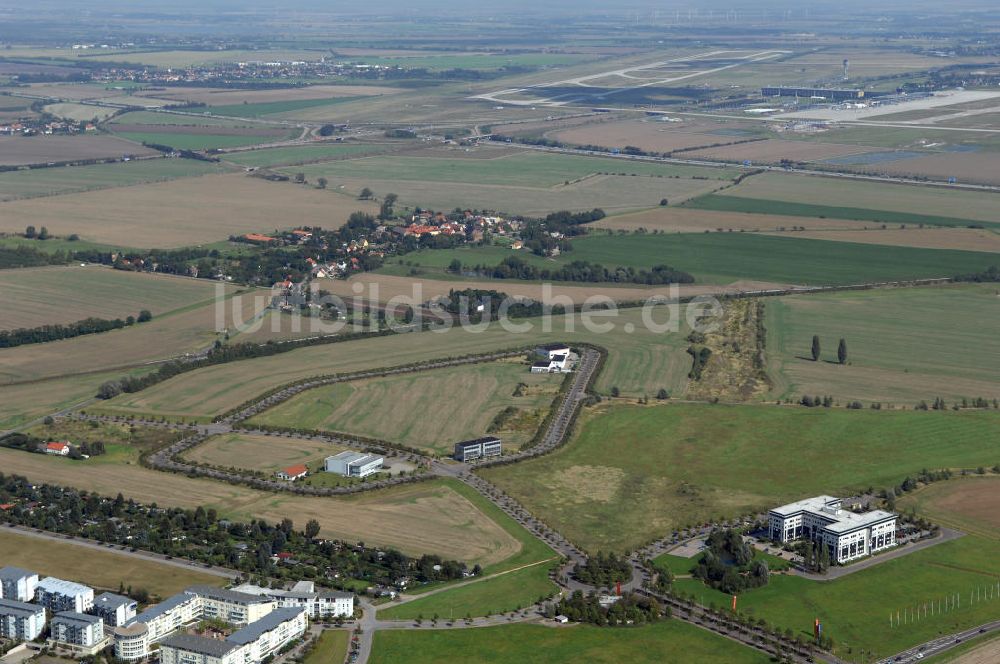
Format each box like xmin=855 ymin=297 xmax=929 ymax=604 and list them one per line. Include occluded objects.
xmin=916 ymin=397 xmax=998 ymax=411
xmin=468 ymin=255 xmax=694 ymax=285
xmin=0 ymin=473 xmax=470 ymax=592
xmin=687 ymin=345 xmax=712 ymax=380
xmin=693 ymin=529 xmax=770 ymax=594
xmin=0 ymin=434 xmax=105 ymax=459
xmin=799 ymin=395 xmax=834 ymax=408
xmin=0 ymin=246 xmax=71 ymax=269
xmin=439 ymin=288 xmax=566 ymax=322
xmin=552 ymin=591 xmax=665 ymax=626
xmin=0 ymin=310 xmax=151 ymax=348
xmin=810 ymin=335 xmax=848 ymax=364
xmin=956 ymin=266 xmax=1000 ymax=282
xmin=796 ymin=540 xmax=831 ymax=574
xmin=572 ymin=551 xmax=632 ymax=587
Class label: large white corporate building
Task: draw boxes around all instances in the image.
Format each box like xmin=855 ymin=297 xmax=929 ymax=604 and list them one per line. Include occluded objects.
xmin=769 ymin=495 xmax=898 ymax=564
xmin=324 ymin=451 xmax=383 ymax=478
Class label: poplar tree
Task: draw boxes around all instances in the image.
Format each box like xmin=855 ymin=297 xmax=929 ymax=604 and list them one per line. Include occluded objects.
xmin=838 ymin=338 xmax=848 ymax=365
xmin=811 ymin=335 xmax=821 ymax=361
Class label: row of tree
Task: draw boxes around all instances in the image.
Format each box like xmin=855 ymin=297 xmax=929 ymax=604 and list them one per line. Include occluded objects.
xmin=466 ymin=255 xmax=695 ymax=285
xmin=0 ymin=310 xmax=151 ymax=348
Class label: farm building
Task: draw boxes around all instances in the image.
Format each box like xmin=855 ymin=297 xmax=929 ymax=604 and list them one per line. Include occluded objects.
xmin=45 ymin=441 xmax=71 ymax=456
xmin=324 ymin=452 xmax=383 ymax=478
xmin=768 ymin=496 xmax=897 ymax=565
xmin=454 ymin=437 xmax=502 ymax=462
xmin=276 ymin=465 xmax=309 ymax=482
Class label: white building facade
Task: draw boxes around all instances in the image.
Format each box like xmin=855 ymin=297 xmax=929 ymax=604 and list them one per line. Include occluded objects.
xmin=324 ymin=451 xmax=383 ymax=478
xmin=769 ymin=495 xmax=897 ymax=564
xmin=157 ymin=607 xmax=307 ymax=664
xmin=0 ymin=567 xmax=39 ymax=602
xmin=453 ymin=437 xmax=502 ymax=462
xmin=50 ymin=611 xmax=104 ymax=647
xmin=91 ymin=591 xmax=137 ymax=627
xmin=232 ymin=582 xmax=354 ymax=618
xmin=35 ymin=577 xmax=95 ymax=613
xmin=0 ymin=598 xmax=46 ymax=641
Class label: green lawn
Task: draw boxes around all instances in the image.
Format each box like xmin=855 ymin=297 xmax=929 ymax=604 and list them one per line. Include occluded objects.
xmin=669 ymin=536 xmax=1000 ymax=663
xmin=0 ymin=158 xmax=222 ymax=200
xmin=377 ymin=562 xmax=559 ymax=620
xmin=369 ymin=621 xmax=771 ymax=664
xmin=286 ymin=151 xmax=737 ymax=188
xmin=381 ymin=232 xmax=1000 ymax=286
xmin=766 ymin=284 xmax=1000 ymax=403
xmin=482 ymin=403 xmax=1000 ymax=553
xmin=684 ymin=194 xmax=1000 ymax=230
xmin=221 ymin=143 xmax=391 ymax=168
xmin=304 ymin=630 xmax=349 ymax=664
xmin=248 ymin=360 xmax=562 ymax=455
xmin=208 ymin=96 xmax=365 ymax=118
xmin=112 ymin=131 xmax=285 ymax=150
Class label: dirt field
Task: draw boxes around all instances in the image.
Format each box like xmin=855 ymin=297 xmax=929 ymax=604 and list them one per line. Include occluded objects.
xmin=0 ymin=529 xmax=223 ymax=598
xmin=848 ymin=152 xmax=1000 ymax=186
xmin=0 ymin=134 xmax=158 ymax=166
xmin=110 ymin=124 xmax=288 ymax=137
xmin=0 ymin=173 xmax=378 ymax=247
xmin=902 ymin=478 xmax=1000 ymax=541
xmin=685 ymin=139 xmax=874 ymax=163
xmin=948 ymin=635 xmax=1000 ymax=664
xmin=762 ymin=227 xmax=1000 ymax=253
xmin=593 ymin=207 xmax=871 ymax=232
xmin=132 ymin=84 xmax=402 ymax=105
xmin=1 ymin=265 xmax=225 ymax=329
xmin=0 ymin=448 xmax=520 ymax=565
xmin=182 ymin=432 xmax=348 ymax=472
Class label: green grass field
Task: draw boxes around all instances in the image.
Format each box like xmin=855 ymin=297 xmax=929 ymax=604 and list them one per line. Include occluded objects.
xmin=369 ymin=620 xmax=771 ymax=664
xmin=207 ymin=96 xmax=365 ymax=118
xmin=668 ymin=536 xmax=1000 ymax=662
xmin=382 ymin=232 xmax=1000 ymax=286
xmin=248 ymin=359 xmax=562 ymax=455
xmin=766 ymin=284 xmax=1000 ymax=403
xmin=110 ymin=111 xmax=269 ymax=127
xmin=0 ymin=158 xmax=222 ymax=200
xmin=221 ymin=143 xmax=391 ymax=168
xmin=377 ymin=561 xmax=559 ymax=620
xmin=304 ymin=630 xmax=349 ymax=664
xmin=286 ymin=151 xmax=737 ymax=188
xmin=113 ymin=131 xmax=286 ymax=150
xmin=95 ymin=307 xmax=693 ymax=420
xmin=482 ymin=403 xmax=1000 ymax=553
xmin=684 ymin=194 xmax=1000 ymax=230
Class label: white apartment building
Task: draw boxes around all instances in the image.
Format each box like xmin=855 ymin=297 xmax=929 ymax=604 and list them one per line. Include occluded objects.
xmin=0 ymin=598 xmax=46 ymax=641
xmin=50 ymin=611 xmax=105 ymax=647
xmin=0 ymin=567 xmax=39 ymax=602
xmin=769 ymin=495 xmax=898 ymax=564
xmin=157 ymin=607 xmax=307 ymax=664
xmin=90 ymin=591 xmax=137 ymax=627
xmin=187 ymin=586 xmax=275 ymax=625
xmin=35 ymin=577 xmax=95 ymax=613
xmin=232 ymin=582 xmax=355 ymax=618
xmin=324 ymin=451 xmax=383 ymax=478
xmin=113 ymin=622 xmax=150 ymax=662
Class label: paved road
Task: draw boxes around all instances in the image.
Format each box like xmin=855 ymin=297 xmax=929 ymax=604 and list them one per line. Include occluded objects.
xmin=886 ymin=619 xmax=1000 ymax=663
xmin=794 ymin=528 xmax=964 ymax=581
xmin=0 ymin=524 xmax=238 ymax=580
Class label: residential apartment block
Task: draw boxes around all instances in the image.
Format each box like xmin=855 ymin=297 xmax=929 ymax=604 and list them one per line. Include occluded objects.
xmin=232 ymin=581 xmax=354 ymax=618
xmin=0 ymin=567 xmax=39 ymax=602
xmin=35 ymin=577 xmax=95 ymax=613
xmin=50 ymin=611 xmax=105 ymax=647
xmin=91 ymin=591 xmax=138 ymax=627
xmin=0 ymin=598 xmax=46 ymax=641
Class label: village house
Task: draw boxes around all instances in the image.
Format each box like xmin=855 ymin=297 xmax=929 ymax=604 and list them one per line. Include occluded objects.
xmin=275 ymin=465 xmax=309 ymax=482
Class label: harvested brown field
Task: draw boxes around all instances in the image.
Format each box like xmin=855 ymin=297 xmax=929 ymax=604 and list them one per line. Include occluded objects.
xmin=902 ymin=478 xmax=1000 ymax=541
xmin=0 ymin=265 xmax=225 ymax=330
xmin=948 ymin=636 xmax=1000 ymax=664
xmin=849 ymin=152 xmax=1000 ymax=186
xmin=0 ymin=447 xmax=520 ymax=565
xmin=0 ymin=134 xmax=158 ymax=166
xmin=323 ymin=272 xmax=788 ymax=305
xmin=110 ymin=124 xmax=287 ymax=137
xmin=182 ymin=432 xmax=348 ymax=472
xmin=0 ymin=173 xmax=378 ymax=247
xmin=685 ymin=139 xmax=874 ymax=163
xmin=762 ymin=227 xmax=1000 ymax=253
xmin=550 ymin=119 xmax=739 ymax=153
xmin=133 ymin=84 xmax=402 ymax=105
xmin=593 ymin=207 xmax=870 ymax=233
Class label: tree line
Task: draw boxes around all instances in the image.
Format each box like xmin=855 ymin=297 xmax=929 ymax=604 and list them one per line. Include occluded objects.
xmin=0 ymin=310 xmax=151 ymax=349
xmin=464 ymin=255 xmax=695 ymax=285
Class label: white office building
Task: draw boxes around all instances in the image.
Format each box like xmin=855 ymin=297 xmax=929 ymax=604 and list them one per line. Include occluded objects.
xmin=0 ymin=598 xmax=46 ymax=641
xmin=0 ymin=567 xmax=39 ymax=602
xmin=90 ymin=591 xmax=137 ymax=627
xmin=769 ymin=495 xmax=898 ymax=564
xmin=324 ymin=451 xmax=383 ymax=478
xmin=36 ymin=577 xmax=95 ymax=613
xmin=51 ymin=611 xmax=105 ymax=647
xmin=128 ymin=590 xmax=202 ymax=643
xmin=453 ymin=437 xmax=502 ymax=462
xmin=231 ymin=581 xmax=354 ymax=618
